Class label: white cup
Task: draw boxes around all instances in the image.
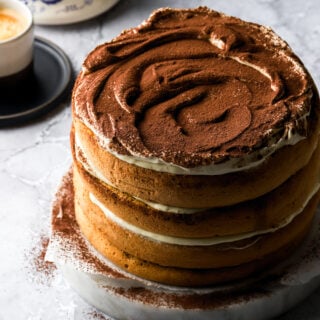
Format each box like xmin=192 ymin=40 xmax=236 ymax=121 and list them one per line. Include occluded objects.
xmin=0 ymin=0 xmax=34 ymax=90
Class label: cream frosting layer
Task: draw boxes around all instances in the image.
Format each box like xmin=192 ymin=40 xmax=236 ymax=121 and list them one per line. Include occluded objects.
xmin=89 ymin=181 xmax=320 ymax=246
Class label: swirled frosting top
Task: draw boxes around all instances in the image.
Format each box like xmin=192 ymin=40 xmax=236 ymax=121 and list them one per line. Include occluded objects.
xmin=73 ymin=7 xmax=314 ymax=169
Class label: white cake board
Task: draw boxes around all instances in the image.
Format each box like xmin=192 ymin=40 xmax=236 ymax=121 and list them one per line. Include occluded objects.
xmin=60 ymin=264 xmax=320 ymax=320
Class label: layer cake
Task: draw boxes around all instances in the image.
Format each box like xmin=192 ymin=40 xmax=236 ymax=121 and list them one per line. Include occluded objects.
xmin=69 ymin=7 xmax=320 ymax=287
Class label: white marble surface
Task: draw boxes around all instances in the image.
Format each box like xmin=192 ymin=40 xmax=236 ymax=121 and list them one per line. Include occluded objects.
xmin=0 ymin=0 xmax=320 ymax=319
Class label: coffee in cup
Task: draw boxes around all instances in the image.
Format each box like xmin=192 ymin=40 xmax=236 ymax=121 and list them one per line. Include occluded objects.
xmin=0 ymin=7 xmax=29 ymax=41
xmin=0 ymin=0 xmax=34 ymax=94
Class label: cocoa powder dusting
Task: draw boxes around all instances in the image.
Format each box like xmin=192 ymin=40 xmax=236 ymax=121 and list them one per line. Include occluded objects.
xmin=51 ymin=169 xmax=125 ymax=279
xmin=35 ymin=235 xmax=57 ymax=277
xmin=86 ymin=310 xmax=112 ymax=320
xmin=108 ymin=278 xmax=278 ymax=310
xmin=27 ymin=234 xmax=57 ymax=285
xmin=75 ymin=6 xmax=314 ymax=167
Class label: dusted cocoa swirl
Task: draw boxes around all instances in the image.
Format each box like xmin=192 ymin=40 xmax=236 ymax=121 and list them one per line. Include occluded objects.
xmin=73 ymin=7 xmax=313 ymax=171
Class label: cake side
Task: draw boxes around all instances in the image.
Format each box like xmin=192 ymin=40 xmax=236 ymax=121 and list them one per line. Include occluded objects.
xmin=72 ymin=117 xmax=320 ymax=207
xmin=72 ymin=134 xmax=320 ymax=238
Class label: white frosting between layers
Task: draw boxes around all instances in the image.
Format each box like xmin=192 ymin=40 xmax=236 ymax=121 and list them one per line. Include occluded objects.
xmin=89 ymin=180 xmax=320 ymax=246
xmin=78 ymin=115 xmax=306 ymax=176
xmin=75 ymin=134 xmax=206 ymax=214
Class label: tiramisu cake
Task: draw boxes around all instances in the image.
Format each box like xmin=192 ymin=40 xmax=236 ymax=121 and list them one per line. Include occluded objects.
xmin=52 ymin=6 xmax=320 ymax=316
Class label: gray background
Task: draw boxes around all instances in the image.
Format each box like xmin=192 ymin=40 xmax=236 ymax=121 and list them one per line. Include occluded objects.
xmin=0 ymin=0 xmax=319 ymax=319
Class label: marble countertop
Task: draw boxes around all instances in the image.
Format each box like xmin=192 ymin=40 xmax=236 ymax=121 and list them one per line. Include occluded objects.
xmin=1 ymin=0 xmax=320 ymax=319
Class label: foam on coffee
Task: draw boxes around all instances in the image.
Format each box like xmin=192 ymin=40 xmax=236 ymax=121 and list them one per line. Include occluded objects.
xmin=0 ymin=7 xmax=28 ymax=41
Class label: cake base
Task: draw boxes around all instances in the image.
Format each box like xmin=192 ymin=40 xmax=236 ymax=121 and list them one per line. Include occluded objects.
xmin=46 ymin=171 xmax=320 ymax=320
xmin=61 ymin=264 xmax=320 ymax=320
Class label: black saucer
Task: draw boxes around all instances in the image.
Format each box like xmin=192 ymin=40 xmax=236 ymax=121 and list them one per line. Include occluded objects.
xmin=0 ymin=37 xmax=73 ymax=126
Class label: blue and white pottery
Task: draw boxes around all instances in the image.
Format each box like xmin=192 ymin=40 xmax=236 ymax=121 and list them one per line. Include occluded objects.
xmin=21 ymin=0 xmax=119 ymax=25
